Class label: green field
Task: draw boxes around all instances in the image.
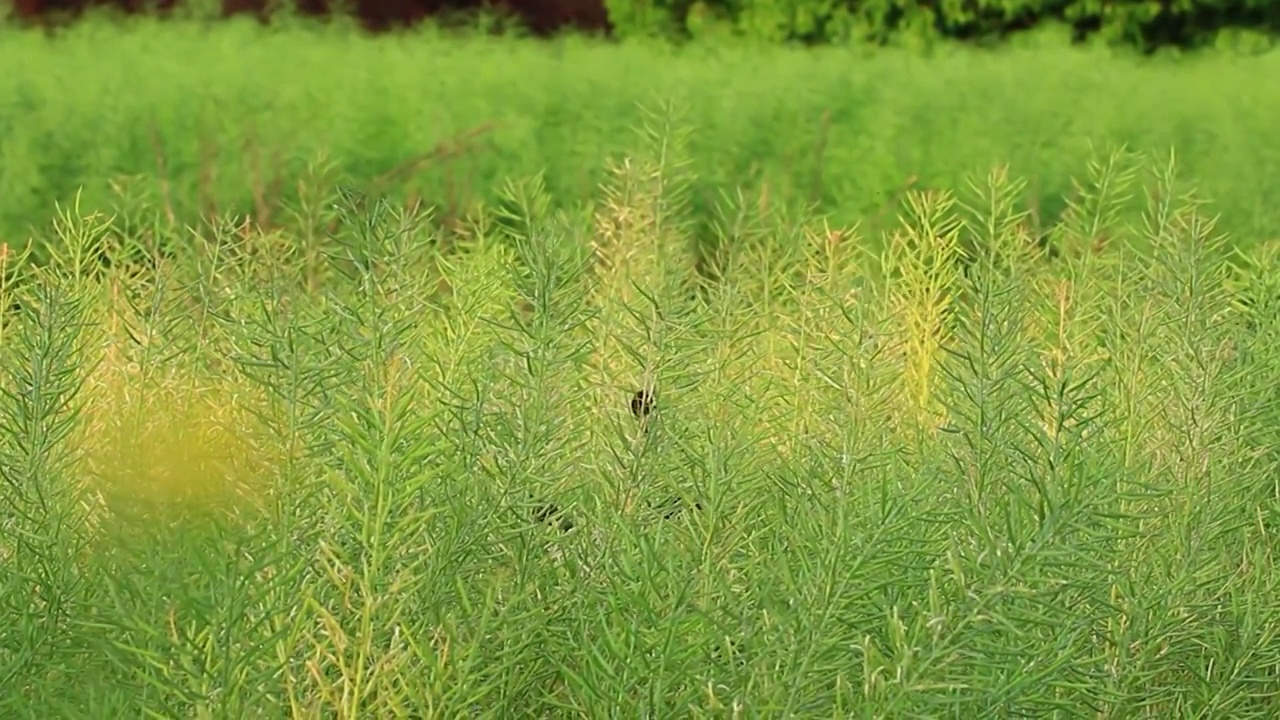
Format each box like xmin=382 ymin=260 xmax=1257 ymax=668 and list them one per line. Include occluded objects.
xmin=1 ymin=19 xmax=1279 ymax=256
xmin=2 ymin=15 xmax=1279 ymax=718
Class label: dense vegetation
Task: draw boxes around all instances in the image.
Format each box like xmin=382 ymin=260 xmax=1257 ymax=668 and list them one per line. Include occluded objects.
xmin=606 ymin=0 xmax=1280 ymax=51
xmin=1 ymin=12 xmax=1278 ymax=718
xmin=1 ymin=20 xmax=1279 ymax=265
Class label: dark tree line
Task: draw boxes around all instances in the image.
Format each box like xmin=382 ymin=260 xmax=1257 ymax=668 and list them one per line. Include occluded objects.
xmin=6 ymin=0 xmax=612 ymax=35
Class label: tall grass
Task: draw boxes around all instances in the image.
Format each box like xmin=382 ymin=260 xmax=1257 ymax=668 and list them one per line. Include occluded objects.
xmin=1 ymin=17 xmax=1279 ymax=258
xmin=0 ymin=109 xmax=1276 ymax=716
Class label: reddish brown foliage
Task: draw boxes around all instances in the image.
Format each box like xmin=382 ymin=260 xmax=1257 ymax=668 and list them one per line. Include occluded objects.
xmin=7 ymin=0 xmax=612 ymax=36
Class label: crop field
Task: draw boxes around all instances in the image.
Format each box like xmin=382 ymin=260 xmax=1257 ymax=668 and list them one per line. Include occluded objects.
xmin=1 ymin=15 xmax=1279 ymax=719
xmin=2 ymin=19 xmax=1280 ymax=255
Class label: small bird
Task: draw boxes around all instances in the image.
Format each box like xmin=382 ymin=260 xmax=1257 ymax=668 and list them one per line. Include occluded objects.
xmin=655 ymin=495 xmax=702 ymax=520
xmin=532 ymin=502 xmax=574 ymax=532
xmin=630 ymin=388 xmax=654 ymax=419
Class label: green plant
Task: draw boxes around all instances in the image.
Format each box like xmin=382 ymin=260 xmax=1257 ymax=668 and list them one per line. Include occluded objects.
xmin=1 ymin=109 xmax=1278 ymax=715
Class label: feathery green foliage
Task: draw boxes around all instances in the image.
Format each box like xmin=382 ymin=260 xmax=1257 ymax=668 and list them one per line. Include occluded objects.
xmin=1 ymin=20 xmax=1279 ymax=263
xmin=0 ymin=107 xmax=1277 ymax=716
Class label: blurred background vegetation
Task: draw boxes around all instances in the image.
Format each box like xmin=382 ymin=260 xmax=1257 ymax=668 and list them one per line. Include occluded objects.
xmin=0 ymin=21 xmax=1277 ymax=263
xmin=0 ymin=0 xmax=1276 ymax=262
